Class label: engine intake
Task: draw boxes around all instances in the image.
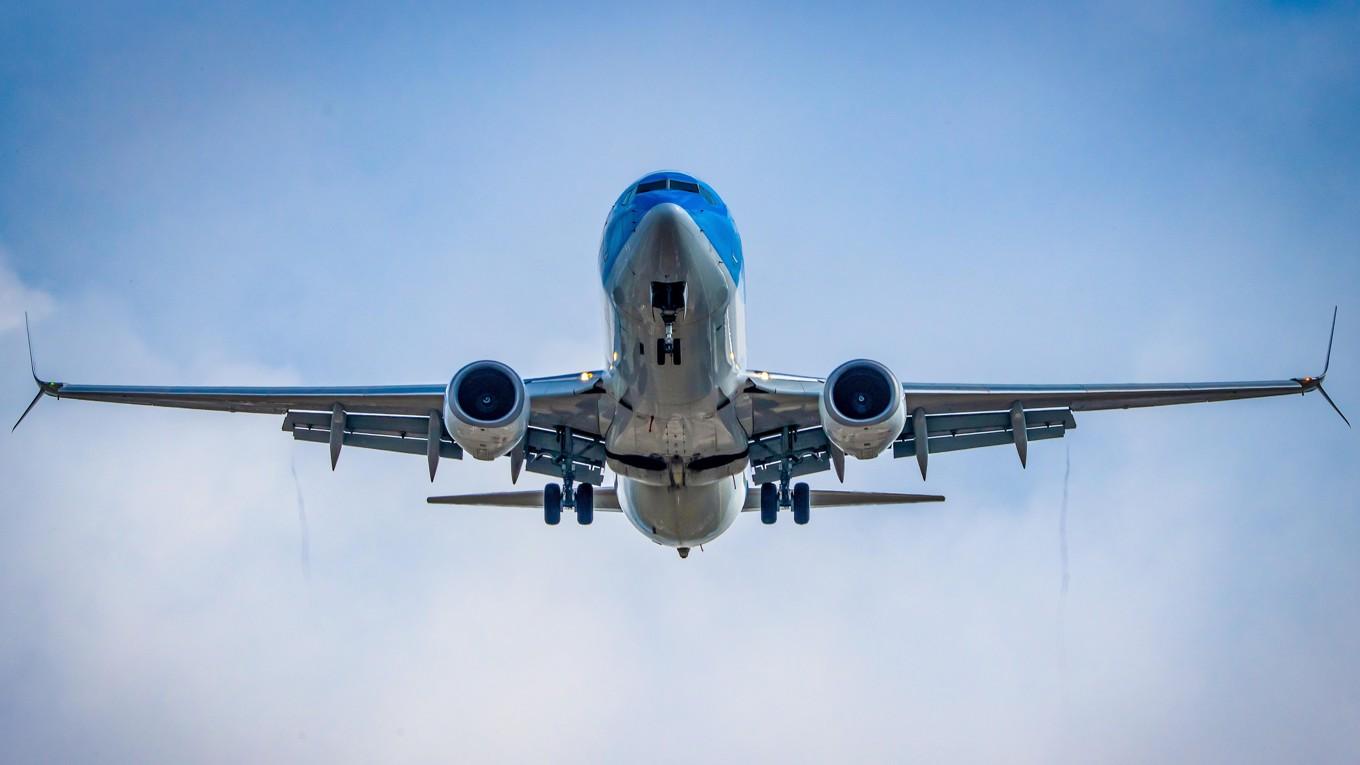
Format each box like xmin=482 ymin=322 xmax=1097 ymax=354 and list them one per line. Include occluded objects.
xmin=819 ymin=359 xmax=906 ymax=459
xmin=444 ymin=360 xmax=528 ymax=460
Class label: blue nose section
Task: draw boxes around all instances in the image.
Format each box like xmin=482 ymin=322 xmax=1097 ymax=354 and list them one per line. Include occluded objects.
xmin=600 ymin=173 xmax=744 ymax=288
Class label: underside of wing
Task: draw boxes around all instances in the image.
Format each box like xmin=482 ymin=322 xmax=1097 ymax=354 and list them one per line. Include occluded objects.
xmin=44 ymin=382 xmax=446 ymax=415
xmin=898 ymin=379 xmax=1316 ymax=415
xmin=19 ymin=321 xmax=611 ymax=483
xmin=739 ymin=310 xmax=1344 ymax=481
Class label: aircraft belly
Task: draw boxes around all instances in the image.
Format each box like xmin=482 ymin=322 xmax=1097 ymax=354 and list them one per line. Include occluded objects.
xmin=601 ymin=202 xmax=749 ymax=487
xmin=619 ymin=477 xmax=745 ymax=547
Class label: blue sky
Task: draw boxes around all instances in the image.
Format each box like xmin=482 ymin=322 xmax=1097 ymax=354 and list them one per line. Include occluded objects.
xmin=2 ymin=2 xmax=1358 ymax=762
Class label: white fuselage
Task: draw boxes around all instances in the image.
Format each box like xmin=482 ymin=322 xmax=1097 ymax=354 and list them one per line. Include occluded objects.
xmin=600 ymin=203 xmax=749 ymax=547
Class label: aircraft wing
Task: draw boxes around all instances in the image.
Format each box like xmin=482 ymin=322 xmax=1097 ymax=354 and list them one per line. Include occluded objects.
xmin=20 ymin=372 xmax=607 ymax=482
xmin=742 ymin=310 xmax=1346 ymax=481
xmin=27 ymin=380 xmax=447 ymax=416
xmin=15 ymin=319 xmax=608 ymax=483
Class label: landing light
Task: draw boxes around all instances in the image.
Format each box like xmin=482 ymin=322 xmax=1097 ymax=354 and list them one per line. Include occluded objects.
xmin=580 ymin=371 xmax=594 ymax=382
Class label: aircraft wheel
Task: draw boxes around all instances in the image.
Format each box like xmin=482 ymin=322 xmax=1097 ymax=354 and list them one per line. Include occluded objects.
xmin=575 ymin=483 xmax=594 ymax=525
xmin=792 ymin=482 xmax=810 ymax=525
xmin=544 ymin=483 xmax=562 ymax=525
xmin=760 ymin=483 xmax=778 ymax=525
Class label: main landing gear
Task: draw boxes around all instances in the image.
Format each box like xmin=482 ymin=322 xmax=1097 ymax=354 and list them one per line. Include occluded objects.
xmin=542 ymin=427 xmax=594 ymax=526
xmin=543 ymin=481 xmax=594 ymax=526
xmin=760 ymin=479 xmax=811 ymax=525
xmin=760 ymin=425 xmax=812 ymax=525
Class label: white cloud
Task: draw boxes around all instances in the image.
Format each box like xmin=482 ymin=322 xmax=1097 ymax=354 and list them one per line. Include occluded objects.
xmin=0 ymin=247 xmax=54 ymax=336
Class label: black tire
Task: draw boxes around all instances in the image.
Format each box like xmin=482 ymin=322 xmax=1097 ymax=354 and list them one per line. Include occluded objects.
xmin=760 ymin=483 xmax=779 ymax=525
xmin=544 ymin=483 xmax=562 ymax=525
xmin=793 ymin=482 xmax=810 ymax=525
xmin=575 ymin=483 xmax=594 ymax=525
xmin=671 ymin=337 xmax=681 ymax=365
xmin=656 ymin=338 xmax=667 ymax=366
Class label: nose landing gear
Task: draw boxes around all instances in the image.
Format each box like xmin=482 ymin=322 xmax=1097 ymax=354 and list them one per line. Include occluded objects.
xmin=656 ymin=335 xmax=682 ymax=365
xmin=651 ymin=281 xmax=685 ymax=366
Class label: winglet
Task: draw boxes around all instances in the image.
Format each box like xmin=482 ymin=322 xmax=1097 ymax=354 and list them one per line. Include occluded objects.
xmin=1322 ymin=305 xmax=1338 ymax=380
xmin=25 ymin=312 xmax=38 ymax=384
xmin=1318 ymin=385 xmax=1350 ymax=428
xmin=12 ymin=313 xmax=48 ymax=432
xmin=1310 ymin=306 xmax=1349 ymax=428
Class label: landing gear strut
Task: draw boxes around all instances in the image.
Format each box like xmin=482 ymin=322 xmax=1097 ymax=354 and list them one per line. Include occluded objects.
xmin=760 ymin=426 xmax=811 ymax=525
xmin=545 ymin=426 xmax=585 ymax=526
xmin=652 ymin=281 xmax=684 ymax=366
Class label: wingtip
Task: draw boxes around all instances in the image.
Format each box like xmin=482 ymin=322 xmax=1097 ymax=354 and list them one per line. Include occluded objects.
xmin=1323 ymin=305 xmax=1338 ymax=379
xmin=11 ymin=388 xmax=44 ymax=432
xmin=22 ymin=312 xmax=58 ymax=390
xmin=1318 ymin=384 xmax=1351 ymax=429
xmin=12 ymin=314 xmax=53 ymax=431
xmin=24 ymin=312 xmax=37 ymax=384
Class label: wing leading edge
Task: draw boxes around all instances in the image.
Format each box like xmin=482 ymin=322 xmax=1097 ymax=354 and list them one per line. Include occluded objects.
xmin=14 ymin=317 xmax=610 ymax=482
xmin=742 ymin=309 xmax=1346 ymax=479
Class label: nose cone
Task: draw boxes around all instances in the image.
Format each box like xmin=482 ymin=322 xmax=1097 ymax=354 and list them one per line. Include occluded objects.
xmin=636 ymin=202 xmax=695 ymax=245
xmin=629 ymin=202 xmax=706 ymax=282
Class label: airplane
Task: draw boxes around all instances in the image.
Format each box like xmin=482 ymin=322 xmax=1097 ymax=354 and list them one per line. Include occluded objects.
xmin=12 ymin=170 xmax=1349 ymax=558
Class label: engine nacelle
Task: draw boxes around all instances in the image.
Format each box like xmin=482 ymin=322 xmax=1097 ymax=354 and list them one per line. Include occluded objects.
xmin=444 ymin=360 xmax=529 ymax=461
xmin=818 ymin=359 xmax=906 ymax=460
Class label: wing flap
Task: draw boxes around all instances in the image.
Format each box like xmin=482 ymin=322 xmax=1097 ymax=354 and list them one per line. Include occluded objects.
xmin=284 ymin=411 xmax=443 ymax=438
xmin=894 ymin=420 xmax=1067 ymax=458
xmin=292 ymin=427 xmax=463 ymax=460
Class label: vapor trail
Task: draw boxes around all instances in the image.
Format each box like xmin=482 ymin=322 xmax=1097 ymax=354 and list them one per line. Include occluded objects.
xmin=290 ymin=451 xmax=311 ymax=580
xmin=1060 ymin=440 xmax=1070 ymax=596
xmin=1057 ymin=440 xmax=1072 ymax=729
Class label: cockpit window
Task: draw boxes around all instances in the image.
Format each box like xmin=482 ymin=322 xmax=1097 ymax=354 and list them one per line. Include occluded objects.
xmin=629 ymin=177 xmax=720 ymax=205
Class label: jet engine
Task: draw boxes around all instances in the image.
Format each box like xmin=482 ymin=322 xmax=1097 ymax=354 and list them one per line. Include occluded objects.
xmin=818 ymin=359 xmax=906 ymax=459
xmin=444 ymin=360 xmax=528 ymax=460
